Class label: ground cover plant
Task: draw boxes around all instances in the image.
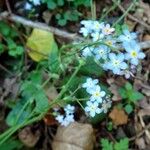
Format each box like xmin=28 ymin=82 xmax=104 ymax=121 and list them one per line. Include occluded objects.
xmin=0 ymin=0 xmax=150 ymax=149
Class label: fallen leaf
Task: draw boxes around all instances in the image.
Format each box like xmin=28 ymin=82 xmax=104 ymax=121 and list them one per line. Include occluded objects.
xmin=109 ymin=107 xmax=128 ymax=126
xmin=26 ymin=28 xmax=58 ymax=62
xmin=135 ymin=138 xmax=146 ymax=150
xmin=52 ymin=122 xmax=95 ymax=150
xmin=18 ymin=126 xmax=40 ymax=147
xmin=143 ymin=34 xmax=150 ymax=41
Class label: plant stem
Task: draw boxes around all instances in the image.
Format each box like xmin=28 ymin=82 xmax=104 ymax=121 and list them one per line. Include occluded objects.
xmin=0 ymin=61 xmax=84 ymax=145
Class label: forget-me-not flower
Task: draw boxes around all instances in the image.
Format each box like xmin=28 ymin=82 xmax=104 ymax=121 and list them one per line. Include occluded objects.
xmin=124 ymin=41 xmax=145 ymax=65
xmin=91 ymin=32 xmax=104 ymax=41
xmin=118 ymin=29 xmax=137 ymax=43
xmin=82 ymin=46 xmax=94 ymax=57
xmin=30 ymin=0 xmax=41 ymax=5
xmin=64 ymin=104 xmax=75 ymax=115
xmin=102 ymin=24 xmax=115 ymax=35
xmin=104 ymin=53 xmax=128 ymax=74
xmin=89 ymin=85 xmax=106 ymax=103
xmin=82 ymin=78 xmax=98 ymax=93
xmin=79 ymin=20 xmax=93 ymax=37
xmin=94 ymin=45 xmax=110 ymax=60
xmin=105 ymin=36 xmax=116 ymax=48
xmin=85 ymin=101 xmax=102 ymax=117
xmin=92 ymin=21 xmax=104 ymax=32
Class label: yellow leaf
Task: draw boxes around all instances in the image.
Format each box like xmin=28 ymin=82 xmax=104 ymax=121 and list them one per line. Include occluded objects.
xmin=26 ymin=28 xmax=56 ymax=62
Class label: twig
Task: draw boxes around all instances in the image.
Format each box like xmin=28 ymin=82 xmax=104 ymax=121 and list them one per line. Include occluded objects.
xmin=0 ymin=63 xmax=13 ymax=75
xmin=0 ymin=11 xmax=83 ymax=41
xmin=112 ymin=0 xmax=150 ymax=30
xmin=129 ymin=124 xmax=150 ymax=141
xmin=5 ymin=0 xmax=12 ymax=14
xmin=0 ymin=11 xmax=150 ymax=49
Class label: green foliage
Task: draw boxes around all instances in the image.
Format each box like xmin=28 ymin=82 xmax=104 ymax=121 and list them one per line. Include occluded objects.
xmin=124 ymin=104 xmax=133 ymax=114
xmin=0 ymin=138 xmax=23 ymax=150
xmin=79 ymin=57 xmax=104 ymax=76
xmin=0 ymin=21 xmax=23 ymax=57
xmin=6 ymin=99 xmax=32 ymax=126
xmin=100 ymin=138 xmax=129 ymax=150
xmin=42 ymin=0 xmax=90 ymax=26
xmin=101 ymin=138 xmax=113 ymax=150
xmin=114 ymin=138 xmax=129 ymax=150
xmin=119 ymin=82 xmax=144 ymax=114
xmin=119 ymin=82 xmax=144 ymax=102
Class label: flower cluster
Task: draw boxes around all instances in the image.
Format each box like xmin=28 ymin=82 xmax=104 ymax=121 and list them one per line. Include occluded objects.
xmin=55 ymin=104 xmax=75 ymax=126
xmin=82 ymin=78 xmax=112 ymax=117
xmin=80 ymin=20 xmax=146 ymax=78
xmin=25 ymin=0 xmax=41 ymax=10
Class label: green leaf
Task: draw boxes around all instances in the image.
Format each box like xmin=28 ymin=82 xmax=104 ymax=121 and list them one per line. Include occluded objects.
xmin=114 ymin=138 xmax=129 ymax=150
xmin=47 ymin=1 xmax=57 ymax=9
xmin=0 ymin=21 xmax=11 ymax=37
xmin=79 ymin=57 xmax=103 ymax=76
xmin=118 ymin=87 xmax=127 ymax=99
xmin=57 ymin=0 xmax=64 ymax=6
xmin=48 ymin=41 xmax=60 ymax=74
xmin=124 ymin=104 xmax=133 ymax=114
xmin=125 ymin=82 xmax=132 ymax=91
xmin=129 ymin=91 xmax=144 ymax=102
xmin=29 ymin=70 xmax=43 ymax=85
xmin=57 ymin=18 xmax=67 ymax=26
xmin=101 ymin=138 xmax=113 ymax=150
xmin=6 ymin=99 xmax=32 ymax=126
xmin=34 ymin=90 xmax=49 ymax=113
xmin=0 ymin=138 xmax=23 ymax=150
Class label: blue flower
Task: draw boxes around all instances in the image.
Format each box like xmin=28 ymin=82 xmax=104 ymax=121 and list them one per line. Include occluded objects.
xmin=102 ymin=24 xmax=115 ymax=35
xmin=91 ymin=32 xmax=104 ymax=41
xmin=93 ymin=45 xmax=110 ymax=60
xmin=118 ymin=29 xmax=137 ymax=43
xmin=92 ymin=21 xmax=104 ymax=32
xmin=64 ymin=104 xmax=75 ymax=115
xmin=79 ymin=20 xmax=93 ymax=37
xmin=88 ymin=85 xmax=106 ymax=103
xmin=85 ymin=101 xmax=102 ymax=117
xmin=105 ymin=36 xmax=117 ymax=48
xmin=104 ymin=53 xmax=128 ymax=74
xmin=82 ymin=78 xmax=98 ymax=93
xmin=30 ymin=0 xmax=41 ymax=5
xmin=124 ymin=41 xmax=145 ymax=65
xmin=82 ymin=46 xmax=94 ymax=57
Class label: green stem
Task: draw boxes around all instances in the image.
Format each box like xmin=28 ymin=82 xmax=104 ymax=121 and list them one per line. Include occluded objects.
xmin=0 ymin=61 xmax=84 ymax=145
xmin=112 ymin=0 xmax=137 ymax=27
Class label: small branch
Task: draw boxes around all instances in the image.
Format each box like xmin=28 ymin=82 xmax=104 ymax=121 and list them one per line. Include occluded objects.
xmin=0 ymin=11 xmax=83 ymax=41
xmin=0 ymin=11 xmax=150 ymax=49
xmin=112 ymin=0 xmax=150 ymax=30
xmin=5 ymin=0 xmax=12 ymax=14
xmin=129 ymin=123 xmax=150 ymax=141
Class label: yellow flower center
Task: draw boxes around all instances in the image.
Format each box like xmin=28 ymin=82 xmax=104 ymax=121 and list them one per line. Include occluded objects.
xmin=131 ymin=51 xmax=137 ymax=57
xmin=104 ymin=28 xmax=110 ymax=33
xmin=95 ymin=92 xmax=100 ymax=97
xmin=106 ymin=41 xmax=112 ymax=46
xmin=113 ymin=60 xmax=120 ymax=66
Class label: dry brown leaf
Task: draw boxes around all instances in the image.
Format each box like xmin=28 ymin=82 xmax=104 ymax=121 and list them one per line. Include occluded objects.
xmin=143 ymin=34 xmax=150 ymax=41
xmin=109 ymin=107 xmax=128 ymax=126
xmin=52 ymin=122 xmax=95 ymax=150
xmin=18 ymin=126 xmax=40 ymax=147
